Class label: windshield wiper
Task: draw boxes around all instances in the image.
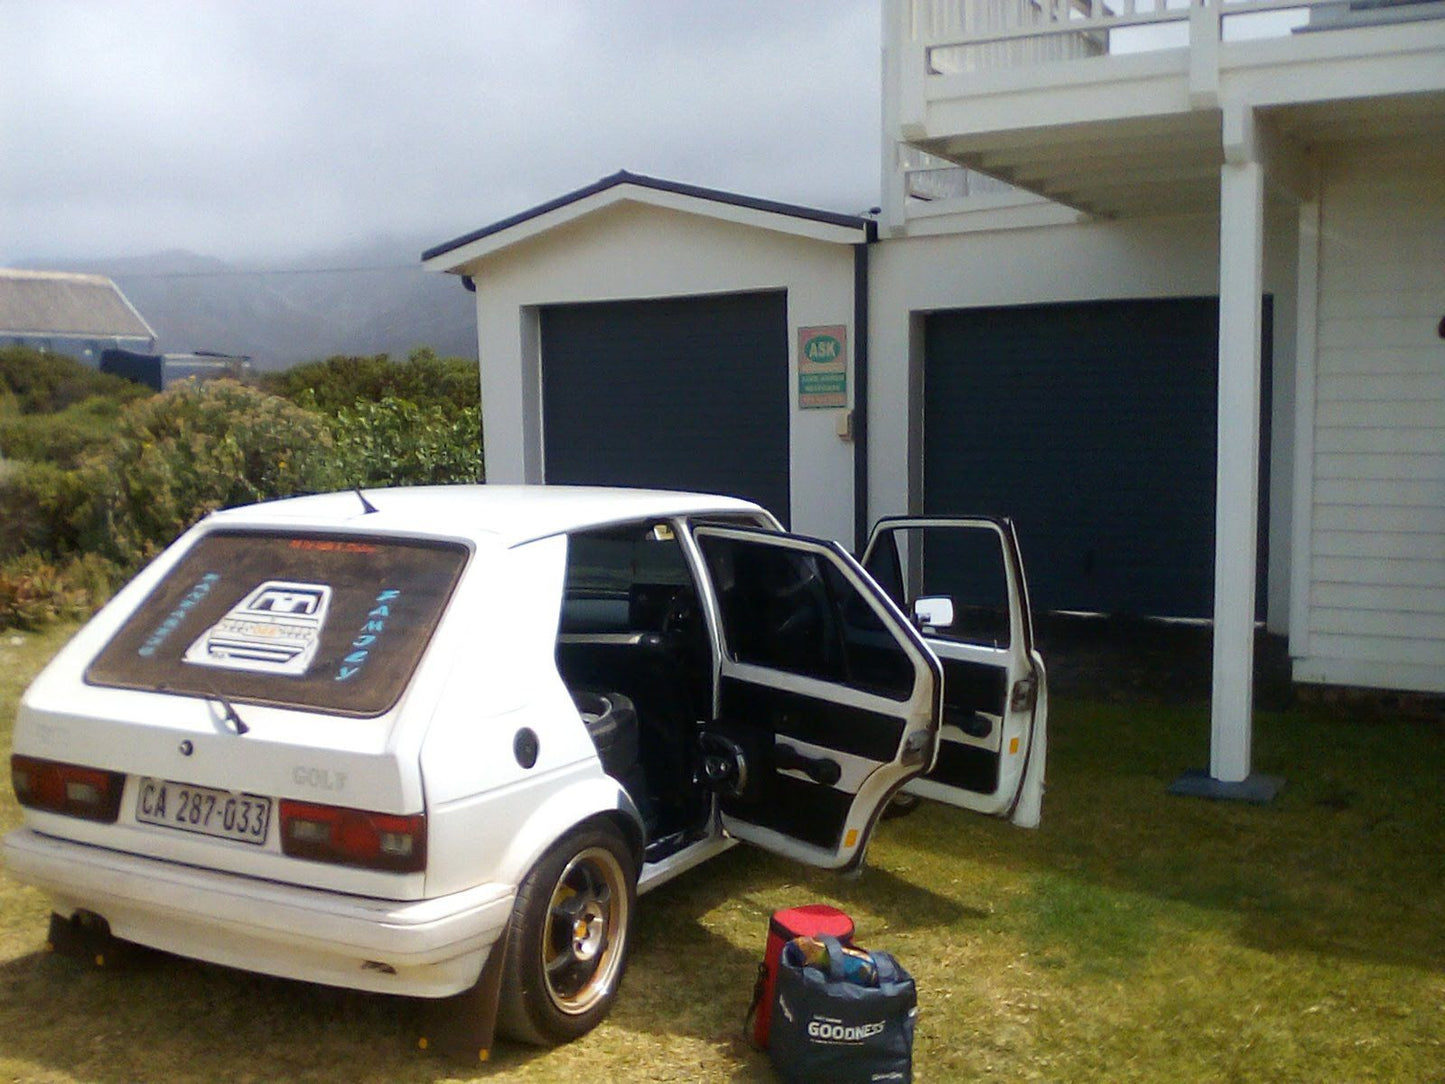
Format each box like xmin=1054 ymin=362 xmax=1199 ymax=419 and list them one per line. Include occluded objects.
xmin=203 ymin=685 xmax=250 ymax=735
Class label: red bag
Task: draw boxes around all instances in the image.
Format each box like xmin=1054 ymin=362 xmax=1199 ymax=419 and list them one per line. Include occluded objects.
xmin=748 ymin=905 xmax=855 ymax=1048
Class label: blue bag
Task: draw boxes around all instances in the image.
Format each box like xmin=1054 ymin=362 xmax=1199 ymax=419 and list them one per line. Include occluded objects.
xmin=768 ymin=936 xmax=918 ymax=1084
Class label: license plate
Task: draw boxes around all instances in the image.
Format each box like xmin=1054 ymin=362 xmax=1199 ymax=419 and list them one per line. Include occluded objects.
xmin=135 ymin=778 xmax=272 ymax=845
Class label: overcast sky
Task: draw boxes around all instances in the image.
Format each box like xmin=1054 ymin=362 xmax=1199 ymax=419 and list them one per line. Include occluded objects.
xmin=1 ymin=0 xmax=882 ymax=266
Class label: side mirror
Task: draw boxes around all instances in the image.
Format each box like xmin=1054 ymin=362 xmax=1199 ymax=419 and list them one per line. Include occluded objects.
xmin=913 ymin=595 xmax=954 ymax=630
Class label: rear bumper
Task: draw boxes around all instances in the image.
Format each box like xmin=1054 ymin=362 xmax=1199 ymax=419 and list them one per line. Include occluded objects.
xmin=2 ymin=827 xmax=514 ymax=998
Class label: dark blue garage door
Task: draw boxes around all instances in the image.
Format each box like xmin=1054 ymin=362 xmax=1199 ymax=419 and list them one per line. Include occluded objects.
xmin=923 ymin=297 xmax=1270 ymax=619
xmin=541 ymin=292 xmax=791 ymax=524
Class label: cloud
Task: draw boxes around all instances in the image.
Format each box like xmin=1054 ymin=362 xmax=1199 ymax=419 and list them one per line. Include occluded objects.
xmin=1 ymin=0 xmax=880 ymax=263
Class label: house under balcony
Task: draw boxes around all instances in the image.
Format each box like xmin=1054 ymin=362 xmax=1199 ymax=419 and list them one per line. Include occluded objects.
xmin=878 ymin=0 xmax=1445 ymax=790
xmin=426 ymin=0 xmax=1444 ymax=795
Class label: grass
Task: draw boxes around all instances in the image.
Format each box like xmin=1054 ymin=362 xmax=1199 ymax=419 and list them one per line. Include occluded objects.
xmin=1 ymin=623 xmax=1442 ymax=1081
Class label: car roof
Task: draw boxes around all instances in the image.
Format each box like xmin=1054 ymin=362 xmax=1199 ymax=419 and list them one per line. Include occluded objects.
xmin=203 ymin=484 xmax=769 ymax=548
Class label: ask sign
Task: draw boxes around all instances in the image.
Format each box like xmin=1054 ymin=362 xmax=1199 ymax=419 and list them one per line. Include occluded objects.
xmin=798 ymin=325 xmax=848 ymax=409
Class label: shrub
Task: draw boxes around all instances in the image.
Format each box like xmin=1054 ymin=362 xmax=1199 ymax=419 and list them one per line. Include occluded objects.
xmin=261 ymin=346 xmax=480 ymax=415
xmin=330 ymin=396 xmax=482 ymax=487
xmin=75 ymin=380 xmax=345 ymax=571
xmin=0 ymin=344 xmax=150 ymax=414
xmin=0 ymin=394 xmax=127 ymax=466
xmin=0 ymin=459 xmax=90 ymax=560
xmin=0 ymin=551 xmax=121 ymax=631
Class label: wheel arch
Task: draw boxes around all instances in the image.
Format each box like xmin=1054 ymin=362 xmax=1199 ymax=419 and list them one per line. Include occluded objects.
xmin=588 ymin=809 xmax=645 ymax=874
xmin=496 ymin=776 xmax=645 ymax=889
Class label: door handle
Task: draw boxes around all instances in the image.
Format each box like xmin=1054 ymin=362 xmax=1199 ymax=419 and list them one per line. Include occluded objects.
xmin=773 ymin=743 xmax=842 ymax=787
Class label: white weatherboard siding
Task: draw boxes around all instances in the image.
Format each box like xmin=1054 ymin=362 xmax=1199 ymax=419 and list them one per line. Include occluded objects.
xmin=1295 ymin=144 xmax=1445 ymax=693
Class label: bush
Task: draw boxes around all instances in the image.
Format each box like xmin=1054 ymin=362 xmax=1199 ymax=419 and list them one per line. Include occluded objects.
xmin=0 ymin=459 xmax=90 ymax=561
xmin=261 ymin=346 xmax=480 ymax=415
xmin=0 ymin=344 xmax=151 ymax=414
xmin=0 ymin=394 xmax=127 ymax=466
xmin=74 ymin=380 xmax=345 ymax=570
xmin=330 ymin=396 xmax=482 ymax=487
xmin=0 ymin=551 xmax=121 ymax=631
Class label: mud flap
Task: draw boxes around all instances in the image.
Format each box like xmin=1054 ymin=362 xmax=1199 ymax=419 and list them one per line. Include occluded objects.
xmin=46 ymin=911 xmax=140 ymax=970
xmin=417 ymin=934 xmax=508 ymax=1063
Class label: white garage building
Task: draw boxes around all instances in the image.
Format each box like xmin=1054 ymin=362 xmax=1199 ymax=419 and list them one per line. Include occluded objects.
xmin=425 ymin=0 xmax=1445 ymax=795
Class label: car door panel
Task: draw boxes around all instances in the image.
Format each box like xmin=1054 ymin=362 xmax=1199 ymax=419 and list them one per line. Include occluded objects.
xmin=940 ymin=657 xmax=1008 ymax=737
xmin=707 ymin=674 xmax=919 ymax=852
xmin=688 ymin=526 xmax=942 ymax=870
xmin=862 ymin=516 xmax=1047 ymax=827
xmin=719 ymin=676 xmax=908 ymax=763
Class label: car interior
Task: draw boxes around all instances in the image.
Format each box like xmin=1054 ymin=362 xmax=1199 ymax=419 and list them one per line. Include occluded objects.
xmin=553 ymin=519 xmax=737 ymax=861
xmin=552 ymin=516 xmax=931 ymax=863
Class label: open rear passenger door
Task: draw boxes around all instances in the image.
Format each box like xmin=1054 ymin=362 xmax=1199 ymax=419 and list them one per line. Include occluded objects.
xmin=689 ymin=526 xmax=943 ymax=870
xmin=861 ymin=517 xmax=1047 ymax=827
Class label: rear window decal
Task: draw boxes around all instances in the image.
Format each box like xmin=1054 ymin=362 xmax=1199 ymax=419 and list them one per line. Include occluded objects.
xmin=86 ymin=531 xmax=468 ymax=717
xmin=138 ymin=572 xmax=222 ymax=658
xmin=335 ymin=589 xmax=399 ymax=682
xmin=184 ymin=581 xmax=333 ymax=676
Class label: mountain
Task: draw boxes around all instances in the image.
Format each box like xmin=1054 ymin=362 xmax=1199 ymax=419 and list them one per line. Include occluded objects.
xmin=36 ymin=241 xmax=477 ymax=371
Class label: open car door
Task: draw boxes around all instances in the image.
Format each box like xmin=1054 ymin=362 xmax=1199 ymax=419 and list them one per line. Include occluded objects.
xmin=690 ymin=526 xmax=943 ymax=871
xmin=861 ymin=517 xmax=1047 ymax=827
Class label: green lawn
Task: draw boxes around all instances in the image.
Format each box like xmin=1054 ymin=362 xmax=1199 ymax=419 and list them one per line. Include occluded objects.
xmin=1 ymin=623 xmax=1441 ymax=1081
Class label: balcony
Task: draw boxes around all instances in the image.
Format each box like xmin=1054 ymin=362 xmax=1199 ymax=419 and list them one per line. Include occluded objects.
xmin=884 ymin=0 xmax=1445 ymax=222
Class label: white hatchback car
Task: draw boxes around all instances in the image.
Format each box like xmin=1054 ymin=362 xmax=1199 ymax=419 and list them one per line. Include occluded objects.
xmin=4 ymin=485 xmax=1046 ymax=1055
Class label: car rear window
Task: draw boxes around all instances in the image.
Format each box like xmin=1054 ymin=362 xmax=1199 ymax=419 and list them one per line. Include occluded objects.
xmin=85 ymin=531 xmax=469 ymax=717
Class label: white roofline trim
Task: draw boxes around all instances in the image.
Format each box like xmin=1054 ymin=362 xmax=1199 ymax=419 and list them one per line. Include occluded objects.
xmin=423 ymin=175 xmax=871 ymax=273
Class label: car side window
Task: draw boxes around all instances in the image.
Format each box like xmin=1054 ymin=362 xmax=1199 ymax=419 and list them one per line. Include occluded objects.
xmin=560 ymin=522 xmax=694 ymax=634
xmin=865 ymin=525 xmax=1013 ymax=649
xmin=698 ymin=534 xmax=915 ymax=701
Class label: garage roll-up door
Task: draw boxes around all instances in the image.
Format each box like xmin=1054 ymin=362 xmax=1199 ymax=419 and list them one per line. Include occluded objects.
xmin=541 ymin=292 xmax=790 ymax=524
xmin=923 ymin=297 xmax=1270 ymax=619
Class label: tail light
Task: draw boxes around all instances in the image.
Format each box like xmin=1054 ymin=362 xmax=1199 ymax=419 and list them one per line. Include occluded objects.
xmin=11 ymin=755 xmax=125 ymax=823
xmin=279 ymin=799 xmax=426 ymax=874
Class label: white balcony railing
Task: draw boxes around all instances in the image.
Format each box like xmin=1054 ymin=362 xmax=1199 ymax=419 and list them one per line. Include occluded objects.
xmin=886 ymin=0 xmax=1445 ymax=224
xmin=909 ymin=0 xmax=1439 ymax=72
xmin=899 ymin=147 xmax=1025 ymax=201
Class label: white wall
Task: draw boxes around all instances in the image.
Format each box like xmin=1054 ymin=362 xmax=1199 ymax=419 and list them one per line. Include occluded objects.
xmin=866 ymin=208 xmax=1301 ymax=627
xmin=1292 ymin=143 xmax=1445 ymax=693
xmin=466 ymin=202 xmax=859 ymax=544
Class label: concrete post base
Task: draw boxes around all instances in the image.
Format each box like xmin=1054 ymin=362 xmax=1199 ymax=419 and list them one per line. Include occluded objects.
xmin=1168 ymin=769 xmax=1285 ymax=804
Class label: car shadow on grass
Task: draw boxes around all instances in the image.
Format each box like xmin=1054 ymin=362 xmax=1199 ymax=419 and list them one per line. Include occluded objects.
xmin=0 ymin=846 xmax=981 ymax=1084
xmin=0 ymin=938 xmax=569 ymax=1083
xmin=0 ymin=823 xmax=985 ymax=1084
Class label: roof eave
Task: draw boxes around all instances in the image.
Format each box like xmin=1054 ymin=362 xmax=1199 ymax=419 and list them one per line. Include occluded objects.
xmin=422 ymin=170 xmax=874 ymax=273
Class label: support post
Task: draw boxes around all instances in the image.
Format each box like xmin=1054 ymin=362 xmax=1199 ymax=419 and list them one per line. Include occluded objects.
xmin=1211 ymin=129 xmax=1265 ymax=785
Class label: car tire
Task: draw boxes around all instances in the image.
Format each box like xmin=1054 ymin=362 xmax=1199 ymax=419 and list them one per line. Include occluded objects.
xmin=571 ymin=690 xmax=640 ymax=779
xmin=497 ymin=821 xmax=637 ymax=1046
xmin=882 ymin=790 xmax=923 ymax=819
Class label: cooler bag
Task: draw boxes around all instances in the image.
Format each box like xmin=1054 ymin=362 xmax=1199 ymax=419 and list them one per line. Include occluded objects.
xmin=748 ymin=904 xmax=855 ymax=1048
xmin=768 ymin=935 xmax=918 ymax=1084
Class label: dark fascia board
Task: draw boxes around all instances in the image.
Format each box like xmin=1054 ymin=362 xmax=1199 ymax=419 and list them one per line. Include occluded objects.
xmin=421 ymin=170 xmax=876 ymax=263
